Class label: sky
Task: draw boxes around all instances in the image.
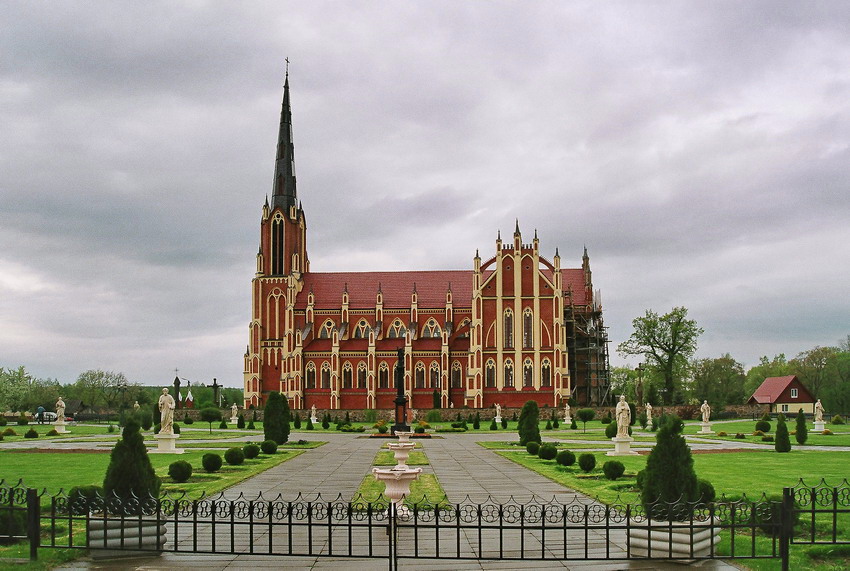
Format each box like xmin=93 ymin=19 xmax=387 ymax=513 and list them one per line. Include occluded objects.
xmin=2 ymin=2 xmax=849 ymax=388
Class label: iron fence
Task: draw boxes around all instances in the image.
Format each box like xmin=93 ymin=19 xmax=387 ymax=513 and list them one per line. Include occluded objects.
xmin=1 ymin=479 xmax=848 ymax=570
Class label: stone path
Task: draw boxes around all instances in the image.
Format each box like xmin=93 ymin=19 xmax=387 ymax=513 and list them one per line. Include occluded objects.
xmin=45 ymin=430 xmax=740 ymax=570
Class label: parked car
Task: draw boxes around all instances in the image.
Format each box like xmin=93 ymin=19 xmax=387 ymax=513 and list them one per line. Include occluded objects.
xmin=41 ymin=411 xmax=58 ymax=422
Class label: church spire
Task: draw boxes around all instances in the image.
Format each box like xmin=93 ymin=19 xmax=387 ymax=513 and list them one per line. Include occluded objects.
xmin=271 ymin=61 xmax=297 ymax=212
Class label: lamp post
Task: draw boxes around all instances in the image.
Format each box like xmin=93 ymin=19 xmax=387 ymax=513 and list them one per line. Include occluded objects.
xmin=635 ymin=363 xmax=645 ymax=407
xmin=392 ymin=348 xmax=410 ymax=434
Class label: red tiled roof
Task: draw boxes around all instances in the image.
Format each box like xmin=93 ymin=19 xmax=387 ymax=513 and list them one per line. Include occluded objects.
xmin=748 ymin=375 xmax=798 ymax=404
xmin=294 ymin=268 xmax=589 ymax=309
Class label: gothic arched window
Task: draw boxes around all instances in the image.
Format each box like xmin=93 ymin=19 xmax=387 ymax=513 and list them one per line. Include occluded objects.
xmin=319 ymin=320 xmax=334 ymax=339
xmin=523 ymin=358 xmax=534 ymax=387
xmin=422 ymin=319 xmax=441 ymax=338
xmin=357 ymin=363 xmax=367 ymax=388
xmin=415 ymin=363 xmax=426 ymax=388
xmin=504 ymin=309 xmax=514 ymax=348
xmin=451 ymin=363 xmax=462 ymax=388
xmin=485 ymin=359 xmax=496 ymax=387
xmin=342 ymin=363 xmax=353 ymax=389
xmin=305 ymin=363 xmax=316 ymax=389
xmin=320 ymin=363 xmax=330 ymax=388
xmin=353 ymin=320 xmax=369 ymax=339
xmin=504 ymin=360 xmax=514 ymax=388
xmin=541 ymin=359 xmax=551 ymax=387
xmin=387 ymin=319 xmax=406 ymax=339
xmin=430 ymin=362 xmax=440 ymax=388
xmin=523 ymin=308 xmax=533 ymax=349
xmin=379 ymin=363 xmax=390 ymax=388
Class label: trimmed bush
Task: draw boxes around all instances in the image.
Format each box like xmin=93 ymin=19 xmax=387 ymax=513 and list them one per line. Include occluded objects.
xmin=293 ymin=413 xmax=301 ymax=429
xmin=218 ymin=420 xmax=228 ymax=429
xmin=602 ymin=460 xmax=625 ymax=480
xmin=168 ymin=460 xmax=192 ymax=483
xmin=17 ymin=416 xmax=28 ymax=426
xmin=107 ymin=424 xmax=116 ymax=433
xmin=570 ymin=418 xmax=577 ymax=430
xmin=68 ymin=485 xmax=104 ymax=515
xmin=716 ymin=431 xmax=727 ymax=437
xmin=545 ymin=420 xmax=553 ymax=430
xmin=247 ymin=420 xmax=256 ymax=429
xmin=636 ymin=469 xmax=646 ymax=490
xmin=473 ymin=412 xmax=480 ymax=430
xmin=0 ymin=507 xmax=26 ymax=543
xmin=2 ymin=428 xmax=17 ymax=437
xmin=556 ymin=450 xmax=576 ymax=466
xmin=183 ymin=414 xmax=194 ymax=425
xmin=752 ymin=430 xmax=765 ymax=436
xmin=501 ymin=418 xmax=508 ymax=429
xmin=517 ymin=401 xmax=541 ymax=445
xmin=237 ymin=413 xmax=245 ymax=429
xmin=641 ymin=415 xmax=699 ymax=521
xmin=831 ymin=414 xmax=844 ymax=425
xmin=322 ymin=413 xmax=330 ymax=430
xmin=224 ymin=447 xmax=245 ymax=465
xmin=103 ymin=420 xmax=161 ymax=512
xmin=261 ymin=440 xmax=278 ymax=454
xmin=735 ymin=433 xmax=746 ymax=439
xmin=200 ymin=407 xmax=222 ymax=433
xmin=202 ymin=453 xmax=223 ymax=473
xmin=243 ymin=443 xmax=261 ymax=459
xmin=775 ymin=417 xmax=791 ymax=452
xmin=24 ymin=428 xmax=38 ymax=438
xmin=822 ymin=429 xmax=833 ymax=435
xmin=140 ymin=409 xmax=153 ymax=431
xmin=526 ymin=441 xmax=541 ymax=455
xmin=490 ymin=418 xmax=498 ymax=430
xmin=0 ymin=417 xmax=6 ymax=426
xmin=578 ymin=453 xmax=596 ymax=472
xmin=762 ymin=435 xmax=774 ymax=442
xmin=750 ymin=494 xmax=798 ymax=536
xmin=538 ymin=444 xmax=558 ymax=460
xmin=697 ymin=479 xmax=716 ymax=503
xmin=755 ymin=420 xmax=771 ymax=433
xmin=795 ymin=409 xmax=808 ymax=445
xmin=605 ymin=421 xmax=631 ymax=438
xmin=576 ymin=408 xmax=595 ymax=432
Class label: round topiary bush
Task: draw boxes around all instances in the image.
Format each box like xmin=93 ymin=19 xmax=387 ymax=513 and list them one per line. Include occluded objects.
xmin=716 ymin=431 xmax=727 ymax=437
xmin=202 ymin=453 xmax=223 ymax=473
xmin=755 ymin=420 xmax=771 ymax=433
xmin=46 ymin=428 xmax=59 ymax=436
xmin=24 ymin=428 xmax=38 ymax=438
xmin=526 ymin=441 xmax=540 ymax=455
xmin=243 ymin=443 xmax=260 ymax=459
xmin=735 ymin=433 xmax=746 ymax=439
xmin=832 ymin=414 xmax=845 ymax=425
xmin=261 ymin=440 xmax=278 ymax=454
xmin=538 ymin=444 xmax=558 ymax=460
xmin=224 ymin=447 xmax=245 ymax=465
xmin=556 ymin=450 xmax=576 ymax=466
xmin=578 ymin=453 xmax=596 ymax=472
xmin=602 ymin=460 xmax=625 ymax=480
xmin=168 ymin=460 xmax=193 ymax=483
xmin=103 ymin=419 xmax=161 ymax=513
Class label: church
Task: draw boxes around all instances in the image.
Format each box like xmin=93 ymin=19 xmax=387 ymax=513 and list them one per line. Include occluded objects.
xmin=243 ymin=75 xmax=610 ymax=411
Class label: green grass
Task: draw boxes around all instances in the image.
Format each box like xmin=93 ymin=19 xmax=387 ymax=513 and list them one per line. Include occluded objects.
xmin=373 ymin=450 xmax=429 ymax=466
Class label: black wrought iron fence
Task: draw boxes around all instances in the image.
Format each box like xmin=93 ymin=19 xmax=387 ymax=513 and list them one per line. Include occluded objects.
xmin=1 ymin=479 xmax=849 ymax=570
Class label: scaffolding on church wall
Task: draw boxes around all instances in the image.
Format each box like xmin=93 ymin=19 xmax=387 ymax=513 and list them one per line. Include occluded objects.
xmin=564 ymin=292 xmax=611 ymax=407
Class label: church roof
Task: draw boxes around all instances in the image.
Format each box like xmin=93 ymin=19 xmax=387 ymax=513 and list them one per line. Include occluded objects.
xmin=295 ymin=268 xmax=589 ymax=309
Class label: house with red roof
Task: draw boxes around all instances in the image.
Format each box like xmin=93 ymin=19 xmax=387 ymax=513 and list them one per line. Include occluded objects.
xmin=242 ymin=75 xmax=610 ymax=411
xmin=748 ymin=375 xmax=815 ymax=415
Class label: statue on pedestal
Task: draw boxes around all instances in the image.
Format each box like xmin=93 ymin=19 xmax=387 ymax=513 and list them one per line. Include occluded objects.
xmin=158 ymin=388 xmax=176 ymax=435
xmin=55 ymin=397 xmax=65 ymax=420
xmin=563 ymin=402 xmax=571 ymax=421
xmin=615 ymin=395 xmax=630 ymax=438
xmin=815 ymin=399 xmax=824 ymax=422
xmin=645 ymin=403 xmax=652 ymax=426
xmin=231 ymin=403 xmax=238 ymax=418
xmin=701 ymin=400 xmax=711 ymax=423
xmin=494 ymin=403 xmax=502 ymax=419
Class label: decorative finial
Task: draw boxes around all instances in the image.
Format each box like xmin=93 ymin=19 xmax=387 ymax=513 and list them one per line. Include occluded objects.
xmin=285 ymin=57 xmax=290 ymax=77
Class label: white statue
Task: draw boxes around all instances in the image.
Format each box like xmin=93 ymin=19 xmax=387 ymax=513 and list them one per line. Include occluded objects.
xmin=55 ymin=397 xmax=65 ymax=419
xmin=563 ymin=402 xmax=571 ymax=421
xmin=133 ymin=400 xmax=140 ymax=412
xmin=815 ymin=399 xmax=824 ymax=422
xmin=231 ymin=403 xmax=238 ymax=417
xmin=700 ymin=400 xmax=711 ymax=423
xmin=311 ymin=404 xmax=317 ymax=417
xmin=494 ymin=403 xmax=502 ymax=418
xmin=645 ymin=403 xmax=652 ymax=425
xmin=615 ymin=395 xmax=630 ymax=438
xmin=158 ymin=388 xmax=176 ymax=435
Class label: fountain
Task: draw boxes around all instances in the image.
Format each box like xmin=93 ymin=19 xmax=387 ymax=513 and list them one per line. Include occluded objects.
xmin=387 ymin=432 xmax=415 ymax=469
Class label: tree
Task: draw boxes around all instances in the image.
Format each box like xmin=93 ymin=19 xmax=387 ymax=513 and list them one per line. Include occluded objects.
xmin=641 ymin=415 xmax=699 ymax=521
xmin=795 ymin=409 xmax=808 ymax=445
xmin=0 ymin=366 xmax=34 ymax=412
xmin=576 ymin=408 xmax=595 ymax=433
xmin=744 ymin=354 xmax=793 ymax=398
xmin=690 ymin=354 xmax=746 ymax=406
xmin=791 ymin=346 xmax=837 ymax=400
xmin=103 ymin=419 xmax=161 ymax=510
xmin=73 ymin=369 xmax=129 ymax=410
xmin=264 ymin=392 xmax=290 ymax=444
xmin=200 ymin=407 xmax=222 ymax=434
xmin=517 ymin=400 xmax=541 ymax=445
xmin=775 ymin=416 xmax=791 ymax=453
xmin=618 ymin=307 xmax=703 ymax=404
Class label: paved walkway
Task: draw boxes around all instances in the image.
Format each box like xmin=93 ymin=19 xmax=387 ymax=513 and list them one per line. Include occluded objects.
xmin=47 ymin=430 xmax=741 ymax=570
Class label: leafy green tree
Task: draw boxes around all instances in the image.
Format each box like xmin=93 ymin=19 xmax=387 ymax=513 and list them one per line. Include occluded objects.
xmin=690 ymin=354 xmax=746 ymax=406
xmin=792 ymin=346 xmax=837 ymax=400
xmin=775 ymin=416 xmax=791 ymax=453
xmin=517 ymin=400 xmax=541 ymax=445
xmin=618 ymin=307 xmax=703 ymax=404
xmin=576 ymin=408 xmax=595 ymax=433
xmin=744 ymin=354 xmax=793 ymax=397
xmin=0 ymin=366 xmax=33 ymax=412
xmin=103 ymin=419 xmax=161 ymax=509
xmin=73 ymin=369 xmax=130 ymax=410
xmin=264 ymin=392 xmax=290 ymax=444
xmin=641 ymin=415 xmax=699 ymax=521
xmin=795 ymin=409 xmax=808 ymax=445
xmin=200 ymin=407 xmax=222 ymax=433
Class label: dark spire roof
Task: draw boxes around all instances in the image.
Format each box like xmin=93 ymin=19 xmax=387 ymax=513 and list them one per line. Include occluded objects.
xmin=271 ymin=66 xmax=297 ymax=211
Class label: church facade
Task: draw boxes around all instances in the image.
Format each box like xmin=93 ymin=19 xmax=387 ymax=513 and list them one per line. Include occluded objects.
xmin=243 ymin=77 xmax=610 ymax=411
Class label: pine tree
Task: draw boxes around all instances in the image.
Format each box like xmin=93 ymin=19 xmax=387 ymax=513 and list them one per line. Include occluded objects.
xmin=795 ymin=409 xmax=808 ymax=445
xmin=641 ymin=415 xmax=699 ymax=521
xmin=103 ymin=419 xmax=161 ymax=512
xmin=263 ymin=392 xmax=291 ymax=444
xmin=517 ymin=400 xmax=541 ymax=445
xmin=775 ymin=416 xmax=791 ymax=452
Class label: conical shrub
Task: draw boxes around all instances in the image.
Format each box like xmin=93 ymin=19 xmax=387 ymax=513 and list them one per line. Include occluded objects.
xmin=641 ymin=415 xmax=699 ymax=521
xmin=102 ymin=419 xmax=161 ymax=513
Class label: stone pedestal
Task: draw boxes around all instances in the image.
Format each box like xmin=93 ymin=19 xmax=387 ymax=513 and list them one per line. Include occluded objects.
xmin=310 ymin=415 xmax=318 ymax=425
xmin=494 ymin=415 xmax=502 ymax=425
xmin=387 ymin=441 xmax=416 ymax=470
xmin=372 ymin=467 xmax=422 ymax=517
xmin=53 ymin=420 xmax=70 ymax=434
xmin=814 ymin=421 xmax=826 ymax=432
xmin=394 ymin=431 xmax=413 ymax=442
xmin=230 ymin=416 xmax=238 ymax=425
xmin=699 ymin=422 xmax=714 ymax=434
xmin=564 ymin=414 xmax=571 ymax=424
xmin=607 ymin=436 xmax=639 ymax=456
xmin=151 ymin=433 xmax=184 ymax=454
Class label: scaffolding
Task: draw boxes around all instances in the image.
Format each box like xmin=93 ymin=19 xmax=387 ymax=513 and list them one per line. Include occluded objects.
xmin=565 ymin=289 xmax=611 ymax=406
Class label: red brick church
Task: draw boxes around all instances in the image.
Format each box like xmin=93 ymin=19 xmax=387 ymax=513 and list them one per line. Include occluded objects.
xmin=243 ymin=75 xmax=610 ymax=411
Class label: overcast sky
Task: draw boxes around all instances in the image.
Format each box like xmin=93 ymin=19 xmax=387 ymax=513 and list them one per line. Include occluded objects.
xmin=2 ymin=2 xmax=849 ymax=388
